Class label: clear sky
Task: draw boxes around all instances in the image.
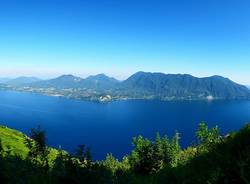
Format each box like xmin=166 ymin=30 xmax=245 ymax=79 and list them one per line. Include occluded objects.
xmin=0 ymin=0 xmax=249 ymax=84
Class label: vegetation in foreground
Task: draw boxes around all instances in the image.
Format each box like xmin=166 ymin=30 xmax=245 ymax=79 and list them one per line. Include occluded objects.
xmin=0 ymin=122 xmax=250 ymax=184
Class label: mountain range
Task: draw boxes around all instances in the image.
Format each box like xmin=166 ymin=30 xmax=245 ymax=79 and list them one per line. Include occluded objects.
xmin=0 ymin=76 xmax=41 ymax=86
xmin=0 ymin=72 xmax=250 ymax=101
xmin=27 ymin=74 xmax=119 ymax=90
xmin=0 ymin=78 xmax=11 ymax=83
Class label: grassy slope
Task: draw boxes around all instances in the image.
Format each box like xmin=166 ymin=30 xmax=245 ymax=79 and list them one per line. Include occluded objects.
xmin=0 ymin=125 xmax=29 ymax=158
xmin=0 ymin=125 xmax=59 ymax=165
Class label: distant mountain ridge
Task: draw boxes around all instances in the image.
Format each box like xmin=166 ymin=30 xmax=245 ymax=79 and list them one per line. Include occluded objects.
xmin=0 ymin=72 xmax=250 ymax=101
xmin=80 ymin=74 xmax=119 ymax=90
xmin=30 ymin=75 xmax=83 ymax=88
xmin=0 ymin=78 xmax=11 ymax=83
xmin=29 ymin=74 xmax=119 ymax=90
xmin=4 ymin=77 xmax=41 ymax=86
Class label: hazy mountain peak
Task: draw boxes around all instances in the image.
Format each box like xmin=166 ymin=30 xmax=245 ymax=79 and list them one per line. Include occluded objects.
xmin=6 ymin=76 xmax=41 ymax=86
xmin=207 ymin=75 xmax=228 ymax=80
xmin=57 ymin=74 xmax=79 ymax=79
xmin=85 ymin=73 xmax=119 ymax=83
xmin=86 ymin=73 xmax=107 ymax=79
xmin=0 ymin=78 xmax=11 ymax=83
xmin=132 ymin=71 xmax=155 ymax=76
xmin=55 ymin=74 xmax=82 ymax=82
xmin=15 ymin=76 xmax=40 ymax=80
xmin=94 ymin=73 xmax=108 ymax=78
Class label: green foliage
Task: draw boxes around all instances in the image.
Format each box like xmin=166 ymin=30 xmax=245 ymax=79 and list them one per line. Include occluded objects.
xmin=157 ymin=124 xmax=250 ymax=184
xmin=0 ymin=139 xmax=3 ymax=155
xmin=130 ymin=135 xmax=156 ymax=174
xmin=129 ymin=131 xmax=181 ymax=175
xmin=102 ymin=154 xmax=131 ymax=174
xmin=196 ymin=122 xmax=221 ymax=152
xmin=29 ymin=125 xmax=47 ymax=155
xmin=74 ymin=144 xmax=92 ymax=166
xmin=178 ymin=147 xmax=197 ymax=165
xmin=25 ymin=125 xmax=50 ymax=172
xmin=0 ymin=122 xmax=249 ymax=184
xmin=0 ymin=125 xmax=29 ymax=158
xmin=102 ymin=154 xmax=121 ymax=173
xmin=163 ymin=132 xmax=181 ymax=167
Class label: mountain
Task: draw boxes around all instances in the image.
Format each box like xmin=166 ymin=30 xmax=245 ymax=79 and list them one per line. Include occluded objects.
xmin=4 ymin=72 xmax=250 ymax=101
xmin=5 ymin=77 xmax=41 ymax=86
xmin=30 ymin=74 xmax=83 ymax=88
xmin=119 ymin=72 xmax=250 ymax=100
xmin=0 ymin=78 xmax=11 ymax=83
xmin=30 ymin=74 xmax=119 ymax=90
xmin=79 ymin=74 xmax=119 ymax=90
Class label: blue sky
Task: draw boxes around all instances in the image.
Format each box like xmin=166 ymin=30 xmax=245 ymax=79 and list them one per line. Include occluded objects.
xmin=0 ymin=0 xmax=249 ymax=84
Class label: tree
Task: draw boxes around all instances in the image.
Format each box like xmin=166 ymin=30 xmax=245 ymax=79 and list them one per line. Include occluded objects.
xmin=0 ymin=139 xmax=3 ymax=156
xmin=169 ymin=131 xmax=181 ymax=167
xmin=25 ymin=125 xmax=49 ymax=170
xmin=103 ymin=153 xmax=120 ymax=174
xmin=130 ymin=135 xmax=155 ymax=174
xmin=159 ymin=132 xmax=181 ymax=168
xmin=196 ymin=122 xmax=221 ymax=152
xmin=129 ymin=131 xmax=182 ymax=175
xmin=75 ymin=144 xmax=92 ymax=166
xmin=161 ymin=135 xmax=171 ymax=165
xmin=154 ymin=133 xmax=164 ymax=169
xmin=29 ymin=125 xmax=47 ymax=156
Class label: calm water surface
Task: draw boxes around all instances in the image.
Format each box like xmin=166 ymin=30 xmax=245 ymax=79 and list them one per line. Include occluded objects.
xmin=0 ymin=91 xmax=250 ymax=160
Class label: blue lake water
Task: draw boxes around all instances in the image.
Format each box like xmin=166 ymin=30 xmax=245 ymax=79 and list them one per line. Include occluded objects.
xmin=0 ymin=91 xmax=250 ymax=160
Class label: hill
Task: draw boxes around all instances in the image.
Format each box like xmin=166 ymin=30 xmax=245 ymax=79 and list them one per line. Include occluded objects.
xmin=80 ymin=73 xmax=119 ymax=90
xmin=0 ymin=122 xmax=249 ymax=183
xmin=1 ymin=72 xmax=250 ymax=101
xmin=0 ymin=78 xmax=11 ymax=83
xmin=30 ymin=74 xmax=119 ymax=90
xmin=30 ymin=74 xmax=83 ymax=89
xmin=0 ymin=125 xmax=29 ymax=158
xmin=4 ymin=77 xmax=41 ymax=86
xmin=0 ymin=125 xmax=60 ymax=166
xmin=118 ymin=72 xmax=250 ymax=100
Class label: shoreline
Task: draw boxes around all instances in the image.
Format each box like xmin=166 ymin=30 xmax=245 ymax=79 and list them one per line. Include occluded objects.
xmin=1 ymin=88 xmax=250 ymax=104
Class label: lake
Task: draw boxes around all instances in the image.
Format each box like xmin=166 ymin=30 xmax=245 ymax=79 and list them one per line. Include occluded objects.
xmin=0 ymin=91 xmax=250 ymax=160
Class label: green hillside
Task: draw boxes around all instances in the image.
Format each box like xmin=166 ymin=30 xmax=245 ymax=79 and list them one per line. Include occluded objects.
xmin=0 ymin=125 xmax=29 ymax=158
xmin=0 ymin=123 xmax=250 ymax=184
xmin=0 ymin=125 xmax=59 ymax=167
